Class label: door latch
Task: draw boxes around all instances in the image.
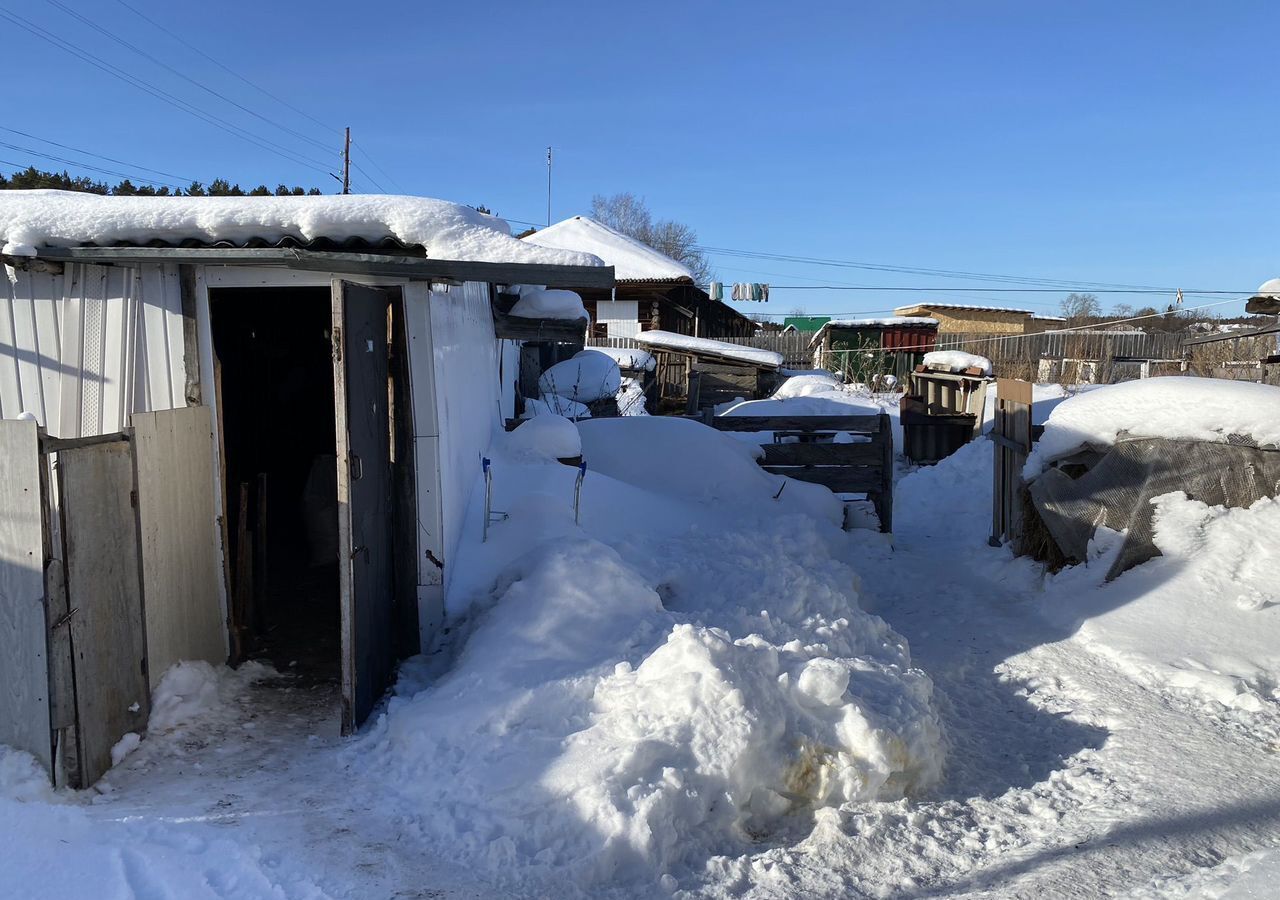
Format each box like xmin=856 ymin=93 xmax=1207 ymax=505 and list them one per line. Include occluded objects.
xmin=350 ymin=454 xmax=363 ymax=480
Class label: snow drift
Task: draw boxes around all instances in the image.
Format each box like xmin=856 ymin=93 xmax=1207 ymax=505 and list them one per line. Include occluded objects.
xmin=366 ymin=416 xmax=943 ymax=892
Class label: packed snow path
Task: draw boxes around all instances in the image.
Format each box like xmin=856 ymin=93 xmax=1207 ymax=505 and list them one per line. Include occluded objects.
xmin=2 ymin=671 xmax=490 ymax=900
xmin=762 ymin=451 xmax=1280 ymax=899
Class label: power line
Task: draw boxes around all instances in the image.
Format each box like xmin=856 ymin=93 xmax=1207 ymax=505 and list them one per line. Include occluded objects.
xmin=45 ymin=0 xmax=335 ymax=159
xmin=696 ymin=244 xmax=1176 ymax=293
xmin=0 ymin=140 xmax=183 ymax=188
xmin=0 ymin=6 xmax=337 ymax=177
xmin=0 ymin=126 xmax=195 ymax=183
xmin=351 ymin=143 xmax=404 ymax=193
xmin=111 ymin=0 xmax=339 ymax=138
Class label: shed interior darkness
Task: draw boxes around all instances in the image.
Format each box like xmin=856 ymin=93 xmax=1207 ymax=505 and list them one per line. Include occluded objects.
xmin=210 ymin=287 xmax=339 ymax=682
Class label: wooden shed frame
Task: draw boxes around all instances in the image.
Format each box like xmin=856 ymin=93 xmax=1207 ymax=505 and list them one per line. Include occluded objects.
xmin=1 ymin=245 xmax=612 ymax=784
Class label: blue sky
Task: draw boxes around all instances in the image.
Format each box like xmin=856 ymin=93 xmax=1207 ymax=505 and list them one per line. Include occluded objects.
xmin=3 ymin=0 xmax=1277 ymax=318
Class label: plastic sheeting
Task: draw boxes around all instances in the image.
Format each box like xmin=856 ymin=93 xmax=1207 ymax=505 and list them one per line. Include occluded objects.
xmin=1030 ymin=437 xmax=1280 ymax=580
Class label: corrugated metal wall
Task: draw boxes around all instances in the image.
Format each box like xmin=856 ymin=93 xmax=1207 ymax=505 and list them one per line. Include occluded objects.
xmin=1 ymin=263 xmax=186 ymax=436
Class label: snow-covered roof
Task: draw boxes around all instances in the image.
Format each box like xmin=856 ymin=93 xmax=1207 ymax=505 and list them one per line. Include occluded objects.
xmin=0 ymin=190 xmax=603 ymax=268
xmin=520 ymin=216 xmax=693 ymax=282
xmin=894 ymin=302 xmax=1035 ymax=316
xmin=633 ymin=330 xmax=783 ymax=368
xmin=827 ymin=316 xmax=940 ymax=328
xmin=1031 ymin=313 xmax=1068 ymax=322
xmin=808 ymin=317 xmax=939 ymax=349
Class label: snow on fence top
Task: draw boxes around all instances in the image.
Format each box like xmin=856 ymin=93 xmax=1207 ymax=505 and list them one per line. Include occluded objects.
xmin=634 ymin=330 xmax=784 ymax=368
xmin=1025 ymin=377 xmax=1280 ymax=478
xmin=0 ymin=190 xmax=603 ymax=267
xmin=521 ymin=216 xmax=694 ymax=282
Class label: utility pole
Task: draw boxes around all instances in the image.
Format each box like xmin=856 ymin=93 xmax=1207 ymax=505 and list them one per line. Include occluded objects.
xmin=546 ymin=145 xmax=552 ymax=226
xmin=342 ymin=126 xmax=351 ymax=195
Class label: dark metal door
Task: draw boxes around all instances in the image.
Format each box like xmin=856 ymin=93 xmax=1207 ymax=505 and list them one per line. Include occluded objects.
xmin=332 ymin=281 xmax=395 ymax=731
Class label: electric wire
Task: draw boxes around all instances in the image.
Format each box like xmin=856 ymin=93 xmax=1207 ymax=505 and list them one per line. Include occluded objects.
xmin=0 ymin=139 xmax=183 ymax=189
xmin=111 ymin=0 xmax=339 ymax=138
xmin=45 ymin=0 xmax=336 ymax=160
xmin=0 ymin=6 xmax=337 ymax=177
xmin=0 ymin=126 xmax=196 ymax=184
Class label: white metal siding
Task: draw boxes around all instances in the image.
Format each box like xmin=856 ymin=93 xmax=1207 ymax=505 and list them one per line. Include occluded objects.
xmin=427 ymin=281 xmax=501 ymax=608
xmin=1 ymin=268 xmax=65 ymax=426
xmin=0 ymin=263 xmax=187 ymax=437
xmin=598 ymin=299 xmax=640 ymax=338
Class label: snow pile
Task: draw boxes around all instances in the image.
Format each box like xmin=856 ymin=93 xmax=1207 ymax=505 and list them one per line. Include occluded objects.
xmin=538 ymin=349 xmax=621 ymax=404
xmin=505 ymin=415 xmax=582 ymax=460
xmin=0 ymin=190 xmax=603 ymax=267
xmin=590 ymin=346 xmax=656 ymax=372
xmin=922 ymin=350 xmax=993 ymax=375
xmin=723 ymin=391 xmax=881 ymax=419
xmin=772 ymin=371 xmax=844 ymax=399
xmin=508 ymin=287 xmax=588 ymax=321
xmin=368 ymin=416 xmax=942 ymax=891
xmin=522 ymin=216 xmax=694 ymax=281
xmin=635 ymin=330 xmax=784 ymax=368
xmin=0 ymin=747 xmax=55 ymax=803
xmin=1025 ymin=377 xmax=1280 ymax=478
xmin=1044 ymin=492 xmax=1280 ymax=714
xmin=148 ymin=660 xmax=273 ymax=733
xmin=523 ymin=395 xmax=591 ymax=420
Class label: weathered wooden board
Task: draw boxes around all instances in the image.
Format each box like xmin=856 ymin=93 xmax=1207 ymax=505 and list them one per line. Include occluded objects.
xmin=58 ymin=440 xmax=149 ymax=785
xmin=133 ymin=406 xmax=227 ymax=685
xmin=759 ymin=442 xmax=883 ymax=467
xmin=761 ymin=465 xmax=882 ymax=494
xmin=708 ymin=415 xmax=884 ymax=433
xmin=0 ymin=419 xmax=52 ymax=774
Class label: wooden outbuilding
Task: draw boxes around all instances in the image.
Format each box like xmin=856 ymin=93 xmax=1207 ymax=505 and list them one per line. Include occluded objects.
xmin=633 ymin=330 xmax=783 ymax=413
xmin=0 ymin=192 xmax=611 ymax=785
xmin=894 ymin=302 xmax=1036 ymax=334
xmin=808 ymin=317 xmax=939 ymax=382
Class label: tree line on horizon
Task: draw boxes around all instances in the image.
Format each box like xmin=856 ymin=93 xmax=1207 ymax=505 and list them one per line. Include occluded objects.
xmin=0 ymin=165 xmax=324 ymax=197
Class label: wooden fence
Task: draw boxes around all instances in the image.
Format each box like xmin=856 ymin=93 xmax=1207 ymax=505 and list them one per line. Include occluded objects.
xmin=989 ymin=379 xmax=1033 ymax=547
xmin=699 ymin=412 xmax=894 ymax=532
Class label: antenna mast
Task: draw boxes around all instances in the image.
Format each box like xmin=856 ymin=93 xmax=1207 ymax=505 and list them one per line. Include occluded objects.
xmin=546 ymin=146 xmax=553 ymax=225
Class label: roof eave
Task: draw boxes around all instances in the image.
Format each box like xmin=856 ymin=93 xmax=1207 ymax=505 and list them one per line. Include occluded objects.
xmin=25 ymin=245 xmax=615 ymax=289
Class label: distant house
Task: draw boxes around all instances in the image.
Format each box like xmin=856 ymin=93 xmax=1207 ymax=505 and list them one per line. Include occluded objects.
xmin=1027 ymin=313 xmax=1068 ymax=333
xmin=894 ymin=302 xmax=1035 ymax=334
xmin=522 ymin=216 xmax=753 ymax=339
xmin=809 ymin=317 xmax=939 ymax=381
xmin=783 ymin=315 xmax=831 ymax=333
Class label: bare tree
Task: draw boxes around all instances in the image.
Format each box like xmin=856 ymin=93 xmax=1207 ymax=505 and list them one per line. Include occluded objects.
xmin=1060 ymin=292 xmax=1102 ymax=321
xmin=1110 ymin=302 xmax=1135 ymax=319
xmin=591 ymin=192 xmax=714 ymax=284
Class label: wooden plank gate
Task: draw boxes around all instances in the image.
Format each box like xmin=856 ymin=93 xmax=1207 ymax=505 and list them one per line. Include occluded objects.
xmin=0 ymin=408 xmax=226 ymax=787
xmin=990 ymin=378 xmax=1033 ymax=547
xmin=702 ymin=413 xmax=895 ymax=532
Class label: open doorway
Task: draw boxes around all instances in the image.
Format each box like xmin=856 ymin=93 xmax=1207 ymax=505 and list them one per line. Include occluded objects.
xmin=210 ymin=287 xmax=340 ymax=684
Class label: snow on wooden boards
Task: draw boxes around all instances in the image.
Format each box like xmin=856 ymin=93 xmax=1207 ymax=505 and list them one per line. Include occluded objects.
xmin=0 ymin=419 xmax=51 ymax=773
xmin=133 ymin=406 xmax=226 ymax=685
